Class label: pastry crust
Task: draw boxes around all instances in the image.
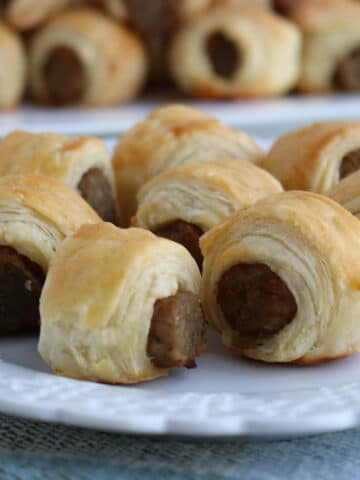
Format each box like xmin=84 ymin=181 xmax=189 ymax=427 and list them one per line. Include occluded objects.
xmin=4 ymin=0 xmax=71 ymax=30
xmin=0 ymin=130 xmax=118 ymax=221
xmin=327 ymin=169 xmax=360 ymax=217
xmin=29 ymin=8 xmax=147 ymax=106
xmin=200 ymin=191 xmax=360 ymax=364
xmin=0 ymin=22 xmax=26 ymax=109
xmin=134 ymin=159 xmax=282 ymax=233
xmin=260 ymin=121 xmax=360 ymax=194
xmin=39 ymin=222 xmax=202 ymax=384
xmin=112 ymin=104 xmax=264 ymax=225
xmin=282 ymin=0 xmax=360 ymax=92
xmin=0 ymin=174 xmax=100 ymax=271
xmin=123 ymin=0 xmax=211 ymax=81
xmin=169 ymin=6 xmax=301 ymax=98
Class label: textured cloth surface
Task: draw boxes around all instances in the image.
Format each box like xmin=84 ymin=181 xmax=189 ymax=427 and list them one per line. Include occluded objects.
xmin=0 ymin=414 xmax=359 ymax=479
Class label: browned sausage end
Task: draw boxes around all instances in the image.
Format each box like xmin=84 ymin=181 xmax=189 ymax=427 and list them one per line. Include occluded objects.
xmin=147 ymin=290 xmax=206 ymax=369
xmin=340 ymin=148 xmax=360 ymax=179
xmin=0 ymin=246 xmax=45 ymax=334
xmin=78 ymin=167 xmax=117 ymax=224
xmin=217 ymin=263 xmax=297 ymax=337
xmin=42 ymin=46 xmax=86 ymax=106
xmin=154 ymin=220 xmax=203 ymax=270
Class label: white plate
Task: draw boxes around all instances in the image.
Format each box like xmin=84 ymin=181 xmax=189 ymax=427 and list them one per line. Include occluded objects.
xmin=1 ymin=93 xmax=360 ymax=139
xmin=1 ymin=330 xmax=360 ymax=438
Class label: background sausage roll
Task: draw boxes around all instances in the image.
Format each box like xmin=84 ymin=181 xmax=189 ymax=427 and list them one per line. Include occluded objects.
xmin=29 ymin=8 xmax=147 ymax=106
xmin=279 ymin=0 xmax=360 ymax=92
xmin=327 ymin=169 xmax=360 ymax=217
xmin=0 ymin=130 xmax=118 ymax=223
xmin=0 ymin=22 xmax=26 ymax=109
xmin=133 ymin=159 xmax=283 ymax=269
xmin=3 ymin=0 xmax=72 ymax=30
xmin=112 ymin=104 xmax=264 ymax=225
xmin=200 ymin=191 xmax=360 ymax=364
xmin=260 ymin=121 xmax=360 ymax=194
xmin=168 ymin=6 xmax=301 ymax=98
xmin=0 ymin=174 xmax=100 ymax=334
xmin=124 ymin=0 xmax=211 ymax=81
xmin=39 ymin=222 xmax=206 ymax=384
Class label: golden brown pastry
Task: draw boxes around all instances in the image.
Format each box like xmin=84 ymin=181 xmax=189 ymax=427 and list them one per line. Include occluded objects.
xmin=133 ymin=159 xmax=283 ymax=269
xmin=0 ymin=174 xmax=100 ymax=334
xmin=211 ymin=0 xmax=271 ymax=8
xmin=124 ymin=0 xmax=211 ymax=81
xmin=260 ymin=121 xmax=360 ymax=194
xmin=169 ymin=6 xmax=301 ymax=98
xmin=113 ymin=104 xmax=264 ymax=225
xmin=3 ymin=0 xmax=72 ymax=30
xmin=90 ymin=0 xmax=128 ymax=19
xmin=0 ymin=130 xmax=118 ymax=223
xmin=39 ymin=222 xmax=206 ymax=384
xmin=29 ymin=9 xmax=147 ymax=106
xmin=201 ymin=191 xmax=360 ymax=364
xmin=276 ymin=0 xmax=360 ymax=92
xmin=327 ymin=169 xmax=360 ymax=217
xmin=0 ymin=22 xmax=26 ymax=109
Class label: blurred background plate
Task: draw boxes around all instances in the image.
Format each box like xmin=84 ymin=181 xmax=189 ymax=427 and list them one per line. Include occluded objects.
xmin=1 ymin=94 xmax=360 ymax=139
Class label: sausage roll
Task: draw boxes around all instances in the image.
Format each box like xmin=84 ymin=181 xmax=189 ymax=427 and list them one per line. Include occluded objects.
xmin=201 ymin=191 xmax=360 ymax=364
xmin=133 ymin=159 xmax=283 ymax=269
xmin=39 ymin=222 xmax=206 ymax=384
xmin=3 ymin=0 xmax=71 ymax=30
xmin=277 ymin=0 xmax=360 ymax=92
xmin=260 ymin=121 xmax=360 ymax=194
xmin=0 ymin=174 xmax=100 ymax=334
xmin=124 ymin=0 xmax=211 ymax=81
xmin=0 ymin=130 xmax=118 ymax=223
xmin=0 ymin=22 xmax=26 ymax=109
xmin=113 ymin=104 xmax=264 ymax=225
xmin=169 ymin=6 xmax=301 ymax=98
xmin=327 ymin=169 xmax=360 ymax=218
xmin=29 ymin=9 xmax=147 ymax=107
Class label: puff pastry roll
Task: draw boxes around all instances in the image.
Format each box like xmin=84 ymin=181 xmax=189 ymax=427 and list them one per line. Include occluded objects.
xmin=261 ymin=122 xmax=360 ymax=194
xmin=169 ymin=6 xmax=301 ymax=98
xmin=133 ymin=160 xmax=282 ymax=269
xmin=124 ymin=0 xmax=211 ymax=81
xmin=29 ymin=9 xmax=147 ymax=106
xmin=0 ymin=174 xmax=100 ymax=334
xmin=277 ymin=0 xmax=360 ymax=92
xmin=0 ymin=22 xmax=26 ymax=109
xmin=113 ymin=104 xmax=264 ymax=225
xmin=3 ymin=0 xmax=71 ymax=30
xmin=0 ymin=130 xmax=118 ymax=223
xmin=39 ymin=222 xmax=206 ymax=384
xmin=327 ymin=170 xmax=360 ymax=218
xmin=201 ymin=191 xmax=360 ymax=364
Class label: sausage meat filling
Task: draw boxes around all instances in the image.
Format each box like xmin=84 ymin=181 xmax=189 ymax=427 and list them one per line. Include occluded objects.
xmin=78 ymin=168 xmax=117 ymax=223
xmin=217 ymin=263 xmax=297 ymax=337
xmin=0 ymin=246 xmax=45 ymax=334
xmin=147 ymin=290 xmax=206 ymax=369
xmin=206 ymin=30 xmax=240 ymax=79
xmin=271 ymin=0 xmax=297 ymax=16
xmin=333 ymin=47 xmax=360 ymax=92
xmin=42 ymin=46 xmax=86 ymax=105
xmin=340 ymin=148 xmax=360 ymax=179
xmin=154 ymin=220 xmax=203 ymax=270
